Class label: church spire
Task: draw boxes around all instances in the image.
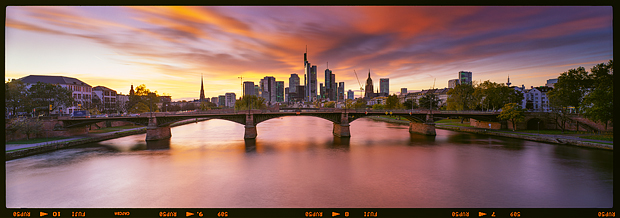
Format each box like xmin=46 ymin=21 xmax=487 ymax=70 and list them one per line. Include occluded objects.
xmin=506 ymin=74 xmax=512 ymax=86
xmin=129 ymin=83 xmax=134 ymax=96
xmin=200 ymin=73 xmax=205 ymax=102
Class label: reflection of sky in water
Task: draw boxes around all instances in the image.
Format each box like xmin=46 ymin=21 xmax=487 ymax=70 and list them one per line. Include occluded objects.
xmin=5 ymin=117 xmax=613 ymax=208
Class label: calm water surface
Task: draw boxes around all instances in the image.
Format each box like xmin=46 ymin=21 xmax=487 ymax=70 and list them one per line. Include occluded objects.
xmin=6 ymin=117 xmax=613 ymax=208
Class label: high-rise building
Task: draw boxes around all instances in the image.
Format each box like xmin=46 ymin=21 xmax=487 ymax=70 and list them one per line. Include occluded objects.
xmin=319 ymin=83 xmax=325 ymax=99
xmin=260 ymin=76 xmax=277 ymax=104
xmin=347 ymin=90 xmax=354 ymax=100
xmin=459 ymin=71 xmax=472 ymax=85
xmin=254 ymin=85 xmax=260 ymax=97
xmin=365 ymin=70 xmax=375 ymax=99
xmin=331 ymin=74 xmax=336 ymax=100
xmin=325 ymin=67 xmax=336 ymax=101
xmin=400 ymin=88 xmax=408 ymax=96
xmin=200 ymin=74 xmax=205 ymax=102
xmin=304 ymin=47 xmax=317 ymax=102
xmin=243 ymin=81 xmax=255 ymax=96
xmin=276 ymin=81 xmax=284 ymax=102
xmin=338 ymin=82 xmax=345 ymax=102
xmin=218 ymin=95 xmax=225 ymax=107
xmin=380 ymin=78 xmax=389 ymax=96
xmin=448 ymin=79 xmax=459 ymax=89
xmin=285 ymin=87 xmax=289 ymax=103
xmin=211 ymin=97 xmax=218 ymax=106
xmin=225 ymin=92 xmax=236 ymax=107
xmin=289 ymin=74 xmax=300 ymax=94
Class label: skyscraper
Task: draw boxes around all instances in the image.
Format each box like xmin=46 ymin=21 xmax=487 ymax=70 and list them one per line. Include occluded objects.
xmin=225 ymin=92 xmax=236 ymax=107
xmin=276 ymin=81 xmax=284 ymax=102
xmin=347 ymin=90 xmax=354 ymax=100
xmin=260 ymin=76 xmax=276 ymax=104
xmin=380 ymin=78 xmax=389 ymax=96
xmin=338 ymin=82 xmax=345 ymax=102
xmin=459 ymin=71 xmax=472 ymax=85
xmin=325 ymin=67 xmax=334 ymax=101
xmin=200 ymin=74 xmax=205 ymax=102
xmin=319 ymin=83 xmax=325 ymax=99
xmin=243 ymin=81 xmax=255 ymax=96
xmin=304 ymin=47 xmax=317 ymax=102
xmin=289 ymin=74 xmax=300 ymax=94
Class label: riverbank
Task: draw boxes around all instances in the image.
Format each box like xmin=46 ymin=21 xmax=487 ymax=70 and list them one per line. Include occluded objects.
xmin=5 ymin=118 xmax=209 ymax=161
xmin=367 ymin=116 xmax=613 ymax=150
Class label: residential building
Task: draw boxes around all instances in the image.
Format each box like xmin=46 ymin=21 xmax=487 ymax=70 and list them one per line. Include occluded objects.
xmin=448 ymin=79 xmax=459 ymax=88
xmin=18 ymin=75 xmax=92 ymax=115
xmin=458 ymin=71 xmax=472 ymax=85
xmin=92 ymin=86 xmax=117 ymax=114
xmin=225 ymin=93 xmax=236 ymax=108
xmin=522 ymin=86 xmax=553 ymax=112
xmin=116 ymin=94 xmax=129 ymax=114
xmin=211 ymin=97 xmax=219 ymax=107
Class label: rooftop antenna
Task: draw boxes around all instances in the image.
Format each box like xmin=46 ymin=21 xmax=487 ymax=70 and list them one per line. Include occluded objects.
xmin=327 ymin=62 xmax=328 ymax=69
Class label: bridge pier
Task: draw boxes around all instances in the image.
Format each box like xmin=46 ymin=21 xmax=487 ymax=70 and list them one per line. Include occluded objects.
xmin=409 ymin=122 xmax=436 ymax=136
xmin=245 ymin=114 xmax=257 ymax=139
xmin=333 ymin=112 xmax=351 ymax=137
xmin=146 ymin=117 xmax=172 ymax=141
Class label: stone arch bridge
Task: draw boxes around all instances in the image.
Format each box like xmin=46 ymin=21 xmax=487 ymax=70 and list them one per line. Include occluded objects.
xmin=59 ymin=110 xmax=502 ymax=141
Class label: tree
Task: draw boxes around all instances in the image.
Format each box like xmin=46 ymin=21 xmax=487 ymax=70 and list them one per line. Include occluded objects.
xmin=353 ymin=98 xmax=367 ymax=109
xmin=547 ymin=66 xmax=592 ymax=113
xmin=129 ymin=102 xmax=150 ymax=113
xmin=7 ymin=118 xmax=44 ymax=140
xmin=446 ymin=83 xmax=477 ymax=111
xmin=498 ymin=103 xmax=525 ymax=131
xmin=402 ymin=99 xmax=418 ymax=110
xmin=324 ymin=101 xmax=336 ymax=108
xmin=385 ymin=94 xmax=402 ymax=110
xmin=28 ymin=82 xmax=74 ymax=116
xmin=5 ymin=79 xmax=30 ymax=118
xmin=372 ymin=103 xmax=385 ymax=110
xmin=474 ymin=80 xmax=521 ymax=111
xmin=581 ymin=60 xmax=613 ymax=130
xmin=200 ymin=101 xmax=217 ymax=111
xmin=418 ymin=93 xmax=441 ymax=110
xmin=234 ymin=95 xmax=267 ymax=110
xmin=127 ymin=84 xmax=160 ymax=113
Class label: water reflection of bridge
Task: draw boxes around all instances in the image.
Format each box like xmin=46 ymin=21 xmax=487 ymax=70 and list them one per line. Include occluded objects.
xmin=60 ymin=109 xmax=501 ymax=141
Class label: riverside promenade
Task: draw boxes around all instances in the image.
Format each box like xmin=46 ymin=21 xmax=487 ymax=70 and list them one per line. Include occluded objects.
xmin=368 ymin=116 xmax=613 ymax=150
xmin=5 ymin=118 xmax=207 ymax=161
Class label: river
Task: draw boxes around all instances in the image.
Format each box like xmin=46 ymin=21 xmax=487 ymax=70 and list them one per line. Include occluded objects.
xmin=5 ymin=116 xmax=613 ymax=208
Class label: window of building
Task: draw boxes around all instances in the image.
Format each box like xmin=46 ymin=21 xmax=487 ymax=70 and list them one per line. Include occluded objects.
xmin=78 ymin=94 xmax=82 ymax=99
xmin=69 ymin=109 xmax=73 ymax=113
xmin=73 ymin=94 xmax=77 ymax=99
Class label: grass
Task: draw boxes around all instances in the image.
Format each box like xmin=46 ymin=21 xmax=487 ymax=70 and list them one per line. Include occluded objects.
xmin=89 ymin=125 xmax=142 ymax=133
xmin=518 ymin=129 xmax=582 ymax=135
xmin=6 ymin=136 xmax=72 ymax=144
xmin=580 ymin=134 xmax=613 ymax=141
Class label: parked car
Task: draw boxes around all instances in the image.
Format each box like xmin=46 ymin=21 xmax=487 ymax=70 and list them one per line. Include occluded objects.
xmin=71 ymin=110 xmax=90 ymax=118
xmin=95 ymin=114 xmax=108 ymax=118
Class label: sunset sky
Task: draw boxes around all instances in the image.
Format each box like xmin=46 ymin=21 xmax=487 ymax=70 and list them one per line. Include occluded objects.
xmin=5 ymin=6 xmax=613 ymax=101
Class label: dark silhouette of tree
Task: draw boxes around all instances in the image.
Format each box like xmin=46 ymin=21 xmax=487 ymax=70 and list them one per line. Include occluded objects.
xmin=28 ymin=82 xmax=74 ymax=116
xmin=5 ymin=79 xmax=30 ymax=118
xmin=581 ymin=60 xmax=613 ymax=131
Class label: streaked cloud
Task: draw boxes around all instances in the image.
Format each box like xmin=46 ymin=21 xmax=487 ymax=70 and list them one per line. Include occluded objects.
xmin=5 ymin=6 xmax=612 ymax=100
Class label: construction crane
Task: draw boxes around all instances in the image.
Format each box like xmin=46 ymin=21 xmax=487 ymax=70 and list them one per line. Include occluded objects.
xmin=353 ymin=70 xmax=364 ymax=98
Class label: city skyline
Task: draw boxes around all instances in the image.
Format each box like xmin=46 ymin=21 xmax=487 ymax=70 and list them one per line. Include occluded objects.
xmin=5 ymin=6 xmax=613 ymax=101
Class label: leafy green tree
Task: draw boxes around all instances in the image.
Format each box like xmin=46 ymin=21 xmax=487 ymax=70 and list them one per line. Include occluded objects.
xmin=7 ymin=118 xmax=44 ymax=140
xmin=581 ymin=60 xmax=613 ymax=130
xmin=402 ymin=99 xmax=418 ymax=110
xmin=353 ymin=98 xmax=367 ymax=109
xmin=5 ymin=79 xmax=30 ymax=118
xmin=28 ymin=82 xmax=74 ymax=116
xmin=127 ymin=84 xmax=160 ymax=113
xmin=547 ymin=66 xmax=592 ymax=113
xmin=129 ymin=102 xmax=150 ymax=113
xmin=235 ymin=95 xmax=267 ymax=110
xmin=324 ymin=101 xmax=336 ymax=108
xmin=446 ymin=83 xmax=477 ymax=111
xmin=385 ymin=94 xmax=402 ymax=109
xmin=419 ymin=93 xmax=441 ymax=110
xmin=474 ymin=80 xmax=521 ymax=111
xmin=344 ymin=99 xmax=355 ymax=109
xmin=372 ymin=103 xmax=385 ymax=110
xmin=498 ymin=103 xmax=525 ymax=131
xmin=200 ymin=101 xmax=217 ymax=111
